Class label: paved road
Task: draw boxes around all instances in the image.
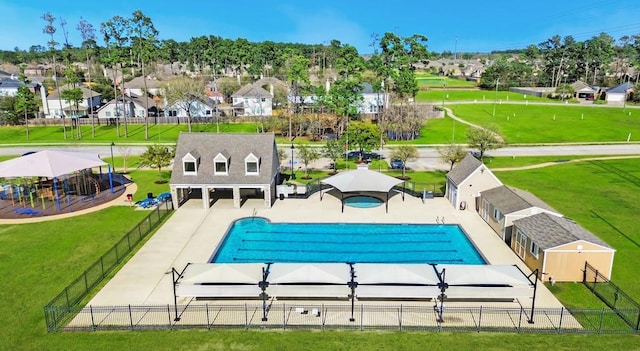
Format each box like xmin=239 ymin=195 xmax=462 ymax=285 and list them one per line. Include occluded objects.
xmin=1 ymin=143 xmax=639 ymax=171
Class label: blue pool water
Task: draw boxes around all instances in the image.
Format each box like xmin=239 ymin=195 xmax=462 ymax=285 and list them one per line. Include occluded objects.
xmin=344 ymin=195 xmax=383 ymax=208
xmin=210 ymin=218 xmax=485 ymax=264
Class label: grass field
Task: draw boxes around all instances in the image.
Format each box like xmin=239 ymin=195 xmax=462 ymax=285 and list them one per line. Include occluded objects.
xmin=416 ymin=89 xmax=552 ymax=103
xmin=414 ymin=73 xmax=477 ymax=88
xmin=450 ymin=104 xmax=640 ymax=144
xmin=2 ymin=159 xmax=640 ymax=349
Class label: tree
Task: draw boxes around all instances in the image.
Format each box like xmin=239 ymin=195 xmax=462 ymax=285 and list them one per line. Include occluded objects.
xmin=130 ymin=10 xmax=159 ymax=139
xmin=77 ymin=17 xmax=97 ymax=138
xmin=14 ymin=86 xmax=38 ymax=140
xmin=0 ymin=95 xmax=19 ymax=125
xmin=466 ymin=125 xmax=504 ymax=160
xmin=42 ymin=12 xmax=67 ymax=140
xmin=101 ymin=15 xmax=130 ymax=138
xmin=322 ymin=140 xmax=344 ymax=174
xmin=285 ymin=54 xmax=311 ymax=114
xmin=140 ymin=144 xmax=174 ymax=173
xmin=437 ymin=143 xmax=467 ymax=171
xmin=555 ymin=83 xmax=575 ymax=100
xmin=389 ymin=145 xmax=418 ymax=179
xmin=342 ymin=120 xmax=382 ymax=159
xmin=296 ymin=144 xmax=319 ymax=179
xmin=163 ymin=77 xmax=207 ymax=133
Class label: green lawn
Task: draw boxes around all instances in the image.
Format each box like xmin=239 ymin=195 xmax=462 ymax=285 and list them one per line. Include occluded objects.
xmin=416 ymin=90 xmax=552 ymax=103
xmin=414 ymin=73 xmax=477 ymax=88
xmin=450 ymin=104 xmax=640 ymax=144
xmin=0 ymin=122 xmax=259 ymax=144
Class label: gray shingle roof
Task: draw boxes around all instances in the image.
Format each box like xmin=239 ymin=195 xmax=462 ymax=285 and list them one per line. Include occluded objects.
xmin=608 ymin=82 xmax=633 ymax=94
xmin=232 ymin=84 xmax=271 ymax=98
xmin=446 ymin=154 xmax=482 ymax=186
xmin=480 ymin=185 xmax=558 ymax=214
xmin=46 ymin=84 xmax=101 ymax=99
xmin=513 ymin=213 xmax=612 ymax=250
xmin=170 ymin=133 xmax=279 ymax=186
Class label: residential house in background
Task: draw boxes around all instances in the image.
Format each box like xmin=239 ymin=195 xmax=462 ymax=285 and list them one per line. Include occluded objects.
xmin=231 ymin=84 xmax=272 ymax=116
xmin=205 ymin=81 xmax=225 ymax=104
xmin=0 ymin=76 xmax=41 ymax=97
xmin=358 ymin=82 xmax=389 ymax=115
xmin=512 ymin=213 xmax=615 ymax=282
xmin=169 ymin=133 xmax=281 ymax=209
xmin=445 ymin=154 xmax=502 ymax=211
xmin=95 ymin=93 xmax=157 ymax=119
xmin=123 ymin=76 xmax=166 ymax=97
xmin=479 ymin=185 xmax=562 ymax=245
xmin=605 ymin=82 xmax=634 ymax=104
xmin=571 ymin=80 xmax=597 ymax=101
xmin=164 ymin=97 xmax=217 ymax=118
xmin=44 ymin=84 xmax=101 ymax=118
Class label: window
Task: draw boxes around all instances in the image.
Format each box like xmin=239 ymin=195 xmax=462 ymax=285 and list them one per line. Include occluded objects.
xmin=245 ymin=153 xmax=259 ymax=175
xmin=205 ymin=110 xmax=211 ymax=115
xmin=261 ymin=98 xmax=266 ymax=102
xmin=182 ymin=153 xmax=199 ymax=175
xmin=139 ymin=109 xmax=145 ymax=116
xmin=214 ymin=153 xmax=229 ymax=175
xmin=105 ymin=111 xmax=111 ymax=117
xmin=184 ymin=161 xmax=196 ymax=173
xmin=215 ymin=161 xmax=227 ymax=174
xmin=529 ymin=241 xmax=539 ymax=259
xmin=493 ymin=208 xmax=502 ymax=221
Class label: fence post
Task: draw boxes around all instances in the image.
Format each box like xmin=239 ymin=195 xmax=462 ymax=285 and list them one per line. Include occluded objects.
xmin=558 ymin=307 xmax=564 ymax=333
xmin=322 ymin=304 xmax=325 ymax=330
xmin=90 ymin=305 xmax=96 ymax=331
xmin=517 ymin=307 xmax=523 ymax=332
xmin=283 ymin=302 xmax=286 ymax=330
xmin=399 ymin=305 xmax=403 ymax=331
xmin=360 ymin=304 xmax=364 ymax=331
xmin=206 ymin=304 xmax=210 ymax=330
xmin=245 ymin=303 xmax=248 ymax=330
xmin=129 ymin=304 xmax=134 ymax=331
xmin=598 ymin=308 xmax=605 ymax=334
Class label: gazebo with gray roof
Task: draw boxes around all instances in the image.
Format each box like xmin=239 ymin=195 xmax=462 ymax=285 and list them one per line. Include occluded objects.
xmin=169 ymin=133 xmax=280 ymax=209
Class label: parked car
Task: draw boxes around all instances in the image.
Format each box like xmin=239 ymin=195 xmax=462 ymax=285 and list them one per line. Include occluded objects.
xmin=470 ymin=150 xmax=481 ymax=159
xmin=390 ymin=159 xmax=404 ymax=169
xmin=347 ymin=151 xmax=381 ymax=162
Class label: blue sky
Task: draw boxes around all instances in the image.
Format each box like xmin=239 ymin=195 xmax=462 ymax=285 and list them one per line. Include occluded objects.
xmin=1 ymin=0 xmax=640 ymax=54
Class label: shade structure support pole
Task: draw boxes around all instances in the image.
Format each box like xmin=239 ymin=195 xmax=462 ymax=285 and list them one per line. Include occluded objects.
xmin=348 ymin=263 xmax=357 ymax=322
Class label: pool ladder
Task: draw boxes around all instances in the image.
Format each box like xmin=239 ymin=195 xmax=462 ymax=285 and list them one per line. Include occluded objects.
xmin=436 ymin=216 xmax=445 ymax=224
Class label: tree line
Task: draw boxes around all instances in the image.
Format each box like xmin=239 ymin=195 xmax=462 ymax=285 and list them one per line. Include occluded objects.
xmin=481 ymin=33 xmax=640 ymax=90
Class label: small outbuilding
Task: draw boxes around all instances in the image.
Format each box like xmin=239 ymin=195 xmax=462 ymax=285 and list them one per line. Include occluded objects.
xmin=512 ymin=213 xmax=615 ymax=282
xmin=478 ymin=185 xmax=562 ymax=245
xmin=445 ymin=154 xmax=502 ymax=211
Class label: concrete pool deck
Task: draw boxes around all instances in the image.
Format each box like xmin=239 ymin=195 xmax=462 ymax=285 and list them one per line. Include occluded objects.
xmin=87 ymin=192 xmax=566 ymax=311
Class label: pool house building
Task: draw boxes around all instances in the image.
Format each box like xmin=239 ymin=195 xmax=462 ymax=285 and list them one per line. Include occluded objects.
xmin=169 ymin=133 xmax=281 ymax=209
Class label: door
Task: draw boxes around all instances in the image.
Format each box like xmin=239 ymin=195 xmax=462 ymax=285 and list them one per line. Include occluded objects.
xmin=515 ymin=230 xmax=527 ymax=259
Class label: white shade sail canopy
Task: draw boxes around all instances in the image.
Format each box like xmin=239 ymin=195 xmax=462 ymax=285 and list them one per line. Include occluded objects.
xmin=176 ymin=263 xmax=265 ymax=298
xmin=0 ymin=150 xmax=107 ymax=178
xmin=320 ymin=169 xmax=403 ymax=193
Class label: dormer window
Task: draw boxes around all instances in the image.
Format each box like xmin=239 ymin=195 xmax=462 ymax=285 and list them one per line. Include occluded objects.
xmin=182 ymin=152 xmax=199 ymax=176
xmin=245 ymin=153 xmax=260 ymax=175
xmin=214 ymin=152 xmax=229 ymax=175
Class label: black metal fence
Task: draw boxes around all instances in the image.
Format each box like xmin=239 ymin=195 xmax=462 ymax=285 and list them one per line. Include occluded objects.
xmin=43 ymin=200 xmax=174 ymax=332
xmin=583 ymin=262 xmax=640 ymax=331
xmin=50 ymin=303 xmax=639 ymax=334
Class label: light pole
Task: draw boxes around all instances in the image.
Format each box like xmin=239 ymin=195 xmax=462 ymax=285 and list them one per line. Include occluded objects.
xmin=290 ymin=144 xmax=295 ymax=180
xmin=110 ymin=141 xmax=115 ymax=173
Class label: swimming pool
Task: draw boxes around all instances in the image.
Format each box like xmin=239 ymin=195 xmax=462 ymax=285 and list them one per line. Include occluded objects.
xmin=210 ymin=218 xmax=485 ymax=264
xmin=344 ymin=195 xmax=383 ymax=208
